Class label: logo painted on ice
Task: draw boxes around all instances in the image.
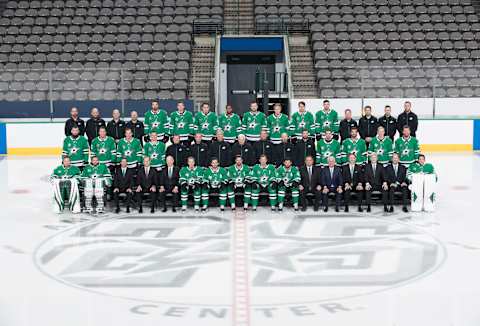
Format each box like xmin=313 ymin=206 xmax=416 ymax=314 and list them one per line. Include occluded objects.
xmin=34 ymin=215 xmax=445 ymax=306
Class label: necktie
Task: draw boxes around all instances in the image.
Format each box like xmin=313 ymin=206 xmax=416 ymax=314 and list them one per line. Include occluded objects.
xmin=122 ymin=168 xmax=126 ymax=176
xmin=308 ymin=167 xmax=312 ymax=188
xmin=394 ymin=165 xmax=398 ymax=177
xmin=373 ymin=164 xmax=376 ymax=178
xmin=330 ymin=168 xmax=334 ymax=179
xmin=145 ymin=167 xmax=149 ymax=176
xmin=168 ymin=167 xmax=172 ymax=178
xmin=350 ymin=166 xmax=354 ymax=179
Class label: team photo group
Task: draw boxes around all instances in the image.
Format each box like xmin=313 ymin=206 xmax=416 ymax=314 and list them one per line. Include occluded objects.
xmin=52 ymin=99 xmax=437 ymax=215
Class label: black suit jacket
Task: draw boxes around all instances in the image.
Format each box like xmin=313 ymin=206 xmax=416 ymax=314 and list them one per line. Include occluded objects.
xmin=385 ymin=163 xmax=407 ymax=185
xmin=342 ymin=164 xmax=364 ymax=187
xmin=299 ymin=165 xmax=321 ymax=191
xmin=113 ymin=167 xmax=135 ymax=190
xmin=136 ymin=167 xmax=158 ymax=189
xmin=364 ymin=163 xmax=386 ymax=187
xmin=159 ymin=166 xmax=180 ymax=189
xmin=321 ymin=166 xmax=343 ymax=189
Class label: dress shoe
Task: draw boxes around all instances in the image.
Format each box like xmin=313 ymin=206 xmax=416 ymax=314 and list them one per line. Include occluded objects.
xmin=162 ymin=207 xmax=167 ymax=213
xmin=115 ymin=207 xmax=120 ymax=214
xmin=335 ymin=207 xmax=339 ymax=212
xmin=172 ymin=207 xmax=176 ymax=213
xmin=402 ymin=206 xmax=408 ymax=213
xmin=323 ymin=207 xmax=328 ymax=212
xmin=126 ymin=207 xmax=130 ymax=213
xmin=389 ymin=206 xmax=394 ymax=213
xmin=384 ymin=205 xmax=388 ymax=212
xmin=344 ymin=206 xmax=349 ymax=213
xmin=301 ymin=207 xmax=307 ymax=212
xmin=313 ymin=206 xmax=319 ymax=212
xmin=139 ymin=207 xmax=143 ymax=214
xmin=150 ymin=208 xmax=155 ymax=214
xmin=358 ymin=206 xmax=363 ymax=212
xmin=366 ymin=206 xmax=371 ymax=212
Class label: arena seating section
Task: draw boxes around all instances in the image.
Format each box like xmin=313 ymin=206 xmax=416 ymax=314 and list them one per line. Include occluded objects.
xmin=0 ymin=0 xmax=223 ymax=102
xmin=255 ymin=0 xmax=480 ymax=98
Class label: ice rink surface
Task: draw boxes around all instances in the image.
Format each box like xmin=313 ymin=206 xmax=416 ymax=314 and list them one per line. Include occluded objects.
xmin=0 ymin=153 xmax=479 ymax=326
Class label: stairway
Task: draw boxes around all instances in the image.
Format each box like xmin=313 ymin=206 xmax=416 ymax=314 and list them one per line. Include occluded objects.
xmin=223 ymin=0 xmax=255 ymax=35
xmin=288 ymin=36 xmax=318 ymax=98
xmin=188 ymin=37 xmax=216 ymax=106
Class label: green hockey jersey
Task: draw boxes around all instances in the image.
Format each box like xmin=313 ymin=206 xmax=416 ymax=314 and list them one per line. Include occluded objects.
xmin=117 ymin=137 xmax=143 ymax=167
xmin=241 ymin=111 xmax=267 ymax=141
xmin=143 ymin=141 xmax=166 ymax=169
xmin=315 ymin=109 xmax=339 ymax=135
xmin=179 ymin=166 xmax=204 ymax=186
xmin=62 ymin=136 xmax=89 ymax=167
xmin=369 ymin=136 xmax=394 ymax=164
xmin=316 ymin=138 xmax=342 ymax=166
xmin=250 ymin=164 xmax=277 ymax=187
xmin=203 ymin=167 xmax=228 ymax=188
xmin=80 ymin=163 xmax=112 ymax=185
xmin=267 ymin=113 xmax=290 ymax=144
xmin=218 ymin=113 xmax=242 ymax=142
xmin=193 ymin=111 xmax=218 ymax=141
xmin=227 ymin=164 xmax=251 ymax=187
xmin=144 ymin=109 xmax=169 ymax=137
xmin=394 ymin=136 xmax=420 ymax=165
xmin=51 ymin=165 xmax=81 ymax=179
xmin=290 ymin=111 xmax=316 ymax=138
xmin=340 ymin=138 xmax=368 ymax=165
xmin=90 ymin=136 xmax=117 ymax=165
xmin=276 ymin=165 xmax=301 ymax=186
xmin=407 ymin=162 xmax=436 ymax=181
xmin=169 ymin=111 xmax=194 ymax=140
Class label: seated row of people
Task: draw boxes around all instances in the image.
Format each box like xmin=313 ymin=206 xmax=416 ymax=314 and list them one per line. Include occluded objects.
xmin=51 ymin=150 xmax=436 ymax=215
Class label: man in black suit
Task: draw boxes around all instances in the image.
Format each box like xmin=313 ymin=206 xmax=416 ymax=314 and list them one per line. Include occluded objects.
xmin=364 ymin=152 xmax=389 ymax=212
xmin=166 ymin=135 xmax=190 ymax=168
xmin=112 ymin=158 xmax=135 ymax=213
xmin=299 ymin=156 xmax=322 ymax=211
xmin=135 ymin=156 xmax=158 ymax=213
xmin=190 ymin=133 xmax=209 ymax=167
xmin=385 ymin=153 xmax=409 ymax=213
xmin=342 ymin=153 xmax=364 ymax=212
xmin=231 ymin=134 xmax=256 ymax=166
xmin=321 ymin=156 xmax=343 ymax=212
xmin=293 ymin=130 xmax=316 ymax=167
xmin=159 ymin=155 xmax=180 ymax=212
xmin=208 ymin=130 xmax=232 ymax=167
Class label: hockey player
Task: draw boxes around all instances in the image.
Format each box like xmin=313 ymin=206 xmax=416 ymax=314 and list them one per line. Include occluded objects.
xmin=276 ymin=158 xmax=301 ymax=211
xmin=51 ymin=156 xmax=81 ymax=214
xmin=144 ymin=100 xmax=169 ymax=142
xmin=394 ymin=126 xmax=420 ymax=167
xmin=369 ymin=126 xmax=394 ymax=165
xmin=227 ymin=156 xmax=252 ymax=210
xmin=81 ymin=156 xmax=112 ymax=214
xmin=117 ymin=128 xmax=143 ymax=169
xmin=316 ymin=129 xmax=341 ymax=167
xmin=340 ymin=127 xmax=367 ymax=165
xmin=143 ymin=132 xmax=166 ymax=171
xmin=249 ymin=154 xmax=278 ymax=211
xmin=193 ymin=103 xmax=218 ymax=143
xmin=90 ymin=126 xmax=117 ymax=171
xmin=407 ymin=154 xmax=437 ymax=212
xmin=179 ymin=157 xmax=204 ymax=212
xmin=290 ymin=101 xmax=315 ymax=141
xmin=218 ymin=104 xmax=242 ymax=143
xmin=267 ymin=103 xmax=290 ymax=144
xmin=202 ymin=158 xmax=229 ymax=211
xmin=169 ymin=101 xmax=194 ymax=145
xmin=62 ymin=126 xmax=89 ymax=169
xmin=106 ymin=109 xmax=126 ymax=143
xmin=316 ymin=99 xmax=339 ymax=139
xmin=241 ymin=101 xmax=267 ymax=142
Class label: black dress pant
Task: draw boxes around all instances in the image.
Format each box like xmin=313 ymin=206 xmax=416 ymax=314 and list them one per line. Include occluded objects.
xmin=365 ymin=186 xmax=387 ymax=206
xmin=300 ymin=188 xmax=321 ymax=209
xmin=344 ymin=188 xmax=363 ymax=208
xmin=113 ymin=189 xmax=133 ymax=208
xmin=159 ymin=186 xmax=179 ymax=208
xmin=322 ymin=187 xmax=341 ymax=208
xmin=136 ymin=190 xmax=157 ymax=209
xmin=389 ymin=184 xmax=408 ymax=207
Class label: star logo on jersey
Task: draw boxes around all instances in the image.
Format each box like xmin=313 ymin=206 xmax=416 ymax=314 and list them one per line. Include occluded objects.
xmin=151 ymin=153 xmax=158 ymax=159
xmin=235 ymin=177 xmax=243 ymax=185
xmin=99 ymin=148 xmax=107 ymax=154
xmin=260 ymin=176 xmax=268 ymax=183
xmin=298 ymin=121 xmax=306 ymax=128
xmin=224 ymin=124 xmax=231 ymax=131
xmin=152 ymin=122 xmax=160 ymax=128
xmin=70 ymin=147 xmax=79 ymax=154
xmin=351 ymin=150 xmax=357 ymax=156
xmin=201 ymin=122 xmax=209 ymax=130
xmin=177 ymin=122 xmax=185 ymax=129
xmin=273 ymin=126 xmax=281 ymax=132
xmin=323 ymin=121 xmax=331 ymax=127
xmin=61 ymin=175 xmax=70 ymax=180
xmin=282 ymin=177 xmax=290 ymax=185
xmin=92 ymin=174 xmax=98 ymax=179
xmin=402 ymin=148 xmax=410 ymax=156
xmin=125 ymin=150 xmax=132 ymax=157
xmin=377 ymin=148 xmax=384 ymax=155
xmin=323 ymin=151 xmax=332 ymax=158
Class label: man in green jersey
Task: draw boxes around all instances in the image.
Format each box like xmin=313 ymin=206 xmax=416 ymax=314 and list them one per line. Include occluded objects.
xmin=369 ymin=126 xmax=394 ymax=165
xmin=81 ymin=156 xmax=112 ymax=214
xmin=267 ymin=103 xmax=290 ymax=144
xmin=51 ymin=156 xmax=81 ymax=214
xmin=217 ymin=104 xmax=242 ymax=143
xmin=202 ymin=158 xmax=229 ymax=211
xmin=249 ymin=154 xmax=278 ymax=211
xmin=144 ymin=100 xmax=169 ymax=142
xmin=242 ymin=101 xmax=267 ymax=143
xmin=193 ymin=103 xmax=218 ymax=143
xmin=316 ymin=99 xmax=339 ymax=139
xmin=62 ymin=126 xmax=89 ymax=169
xmin=179 ymin=156 xmax=204 ymax=212
xmin=227 ymin=156 xmax=252 ymax=210
xmin=276 ymin=158 xmax=301 ymax=211
xmin=143 ymin=132 xmax=166 ymax=171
